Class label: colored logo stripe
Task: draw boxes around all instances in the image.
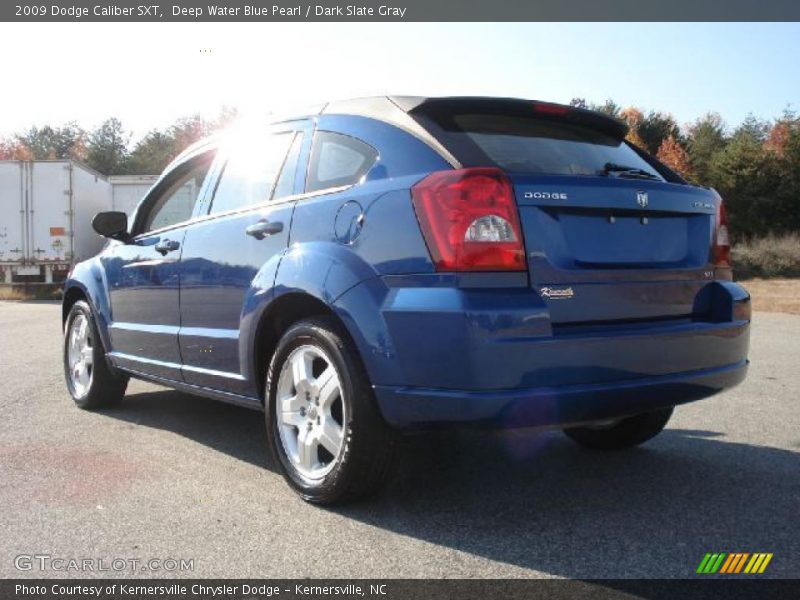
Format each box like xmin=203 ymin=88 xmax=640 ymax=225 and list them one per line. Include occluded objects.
xmin=744 ymin=553 xmax=774 ymax=574
xmin=719 ymin=554 xmax=736 ymax=573
xmin=697 ymin=553 xmax=726 ymax=573
xmin=698 ymin=552 xmax=773 ymax=574
xmin=696 ymin=553 xmax=712 ymax=573
xmin=720 ymin=553 xmax=749 ymax=573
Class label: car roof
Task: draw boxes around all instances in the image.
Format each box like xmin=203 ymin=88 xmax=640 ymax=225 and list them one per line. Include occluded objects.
xmin=170 ymin=96 xmax=629 ymax=171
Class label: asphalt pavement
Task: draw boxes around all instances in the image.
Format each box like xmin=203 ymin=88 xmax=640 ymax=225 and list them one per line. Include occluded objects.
xmin=0 ymin=301 xmax=797 ymax=579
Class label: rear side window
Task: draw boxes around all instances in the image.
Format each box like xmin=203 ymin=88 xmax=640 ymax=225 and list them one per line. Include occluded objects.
xmin=306 ymin=132 xmax=378 ymax=193
xmin=417 ymin=112 xmax=663 ymax=180
xmin=209 ymin=132 xmax=294 ymax=215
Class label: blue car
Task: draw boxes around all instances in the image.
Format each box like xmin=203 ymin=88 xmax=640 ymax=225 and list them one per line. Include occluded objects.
xmin=63 ymin=97 xmax=750 ymax=504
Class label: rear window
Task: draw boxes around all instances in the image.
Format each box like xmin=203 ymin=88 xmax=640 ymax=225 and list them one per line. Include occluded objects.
xmin=418 ymin=112 xmax=663 ymax=180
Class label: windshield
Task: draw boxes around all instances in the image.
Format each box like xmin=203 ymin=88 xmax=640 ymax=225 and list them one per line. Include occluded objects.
xmin=420 ymin=112 xmax=664 ymax=181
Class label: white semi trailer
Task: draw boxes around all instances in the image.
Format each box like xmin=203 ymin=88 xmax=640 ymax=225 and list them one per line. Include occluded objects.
xmin=0 ymin=160 xmax=111 ymax=283
xmin=109 ymin=174 xmax=158 ymax=218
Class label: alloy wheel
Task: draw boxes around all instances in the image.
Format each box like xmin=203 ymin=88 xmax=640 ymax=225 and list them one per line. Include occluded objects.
xmin=67 ymin=313 xmax=94 ymax=397
xmin=276 ymin=344 xmax=346 ymax=480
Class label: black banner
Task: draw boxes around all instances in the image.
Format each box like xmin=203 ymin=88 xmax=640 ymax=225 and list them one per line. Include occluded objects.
xmin=4 ymin=580 xmax=800 ymax=600
xmin=4 ymin=0 xmax=800 ymax=22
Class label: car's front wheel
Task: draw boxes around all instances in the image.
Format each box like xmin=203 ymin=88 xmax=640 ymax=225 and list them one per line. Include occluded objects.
xmin=265 ymin=316 xmax=396 ymax=505
xmin=64 ymin=300 xmax=128 ymax=409
xmin=563 ymin=407 xmax=674 ymax=450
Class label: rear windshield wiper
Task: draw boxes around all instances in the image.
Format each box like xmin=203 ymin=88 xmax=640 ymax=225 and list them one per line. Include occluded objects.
xmin=600 ymin=163 xmax=660 ymax=180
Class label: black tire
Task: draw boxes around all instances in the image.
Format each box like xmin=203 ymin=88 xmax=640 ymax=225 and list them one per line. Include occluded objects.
xmin=63 ymin=300 xmax=128 ymax=410
xmin=265 ymin=316 xmax=396 ymax=505
xmin=563 ymin=407 xmax=674 ymax=450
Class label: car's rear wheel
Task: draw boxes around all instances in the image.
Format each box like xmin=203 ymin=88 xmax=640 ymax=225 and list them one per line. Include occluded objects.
xmin=265 ymin=316 xmax=396 ymax=505
xmin=64 ymin=300 xmax=128 ymax=409
xmin=563 ymin=407 xmax=673 ymax=450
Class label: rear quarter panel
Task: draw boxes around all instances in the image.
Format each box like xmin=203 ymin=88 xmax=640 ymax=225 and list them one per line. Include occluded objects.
xmin=287 ymin=114 xmax=450 ymax=276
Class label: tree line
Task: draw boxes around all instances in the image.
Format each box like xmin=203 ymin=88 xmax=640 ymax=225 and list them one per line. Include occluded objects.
xmin=0 ymin=106 xmax=237 ymax=179
xmin=570 ymin=98 xmax=800 ymax=239
xmin=2 ymin=101 xmax=799 ymax=239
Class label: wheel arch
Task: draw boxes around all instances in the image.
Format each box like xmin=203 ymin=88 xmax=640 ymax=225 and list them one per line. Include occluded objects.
xmin=62 ymin=284 xmax=88 ymax=325
xmin=250 ymin=291 xmax=346 ymax=403
xmin=244 ymin=242 xmax=376 ymax=402
xmin=61 ymin=259 xmax=114 ymax=352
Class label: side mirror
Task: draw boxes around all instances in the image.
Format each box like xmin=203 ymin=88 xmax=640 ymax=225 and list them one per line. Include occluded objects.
xmin=92 ymin=211 xmax=129 ymax=241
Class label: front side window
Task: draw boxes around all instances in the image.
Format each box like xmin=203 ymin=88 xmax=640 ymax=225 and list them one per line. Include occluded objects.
xmin=142 ymin=152 xmax=214 ymax=233
xmin=271 ymin=133 xmax=304 ymax=201
xmin=209 ymin=132 xmax=296 ymax=215
xmin=306 ymin=132 xmax=378 ymax=193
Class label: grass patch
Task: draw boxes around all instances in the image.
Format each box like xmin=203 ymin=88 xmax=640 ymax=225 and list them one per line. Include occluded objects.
xmin=733 ymin=233 xmax=800 ymax=279
xmin=0 ymin=284 xmax=63 ymax=301
xmin=0 ymin=286 xmax=29 ymax=301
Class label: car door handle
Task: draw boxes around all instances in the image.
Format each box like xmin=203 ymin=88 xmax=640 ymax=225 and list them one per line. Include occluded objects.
xmin=245 ymin=219 xmax=283 ymax=240
xmin=154 ymin=239 xmax=180 ymax=255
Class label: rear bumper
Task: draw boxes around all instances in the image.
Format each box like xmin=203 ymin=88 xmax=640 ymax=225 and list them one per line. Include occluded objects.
xmin=374 ymin=359 xmax=747 ymax=428
xmin=341 ymin=278 xmax=750 ymax=428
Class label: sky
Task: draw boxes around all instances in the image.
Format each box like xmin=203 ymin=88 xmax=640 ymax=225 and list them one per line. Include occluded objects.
xmin=1 ymin=22 xmax=799 ymax=139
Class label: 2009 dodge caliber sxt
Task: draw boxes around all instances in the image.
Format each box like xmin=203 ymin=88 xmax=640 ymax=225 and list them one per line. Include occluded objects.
xmin=62 ymin=97 xmax=750 ymax=504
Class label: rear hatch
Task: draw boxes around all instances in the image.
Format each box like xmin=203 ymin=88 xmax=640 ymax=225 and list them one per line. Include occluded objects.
xmin=404 ymin=97 xmax=719 ymax=325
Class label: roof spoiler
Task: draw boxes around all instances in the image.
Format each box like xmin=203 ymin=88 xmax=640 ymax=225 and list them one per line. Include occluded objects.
xmin=390 ymin=96 xmax=630 ymax=140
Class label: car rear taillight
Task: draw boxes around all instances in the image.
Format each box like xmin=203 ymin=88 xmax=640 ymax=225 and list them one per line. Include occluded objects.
xmin=411 ymin=168 xmax=526 ymax=272
xmin=713 ymin=200 xmax=731 ymax=268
